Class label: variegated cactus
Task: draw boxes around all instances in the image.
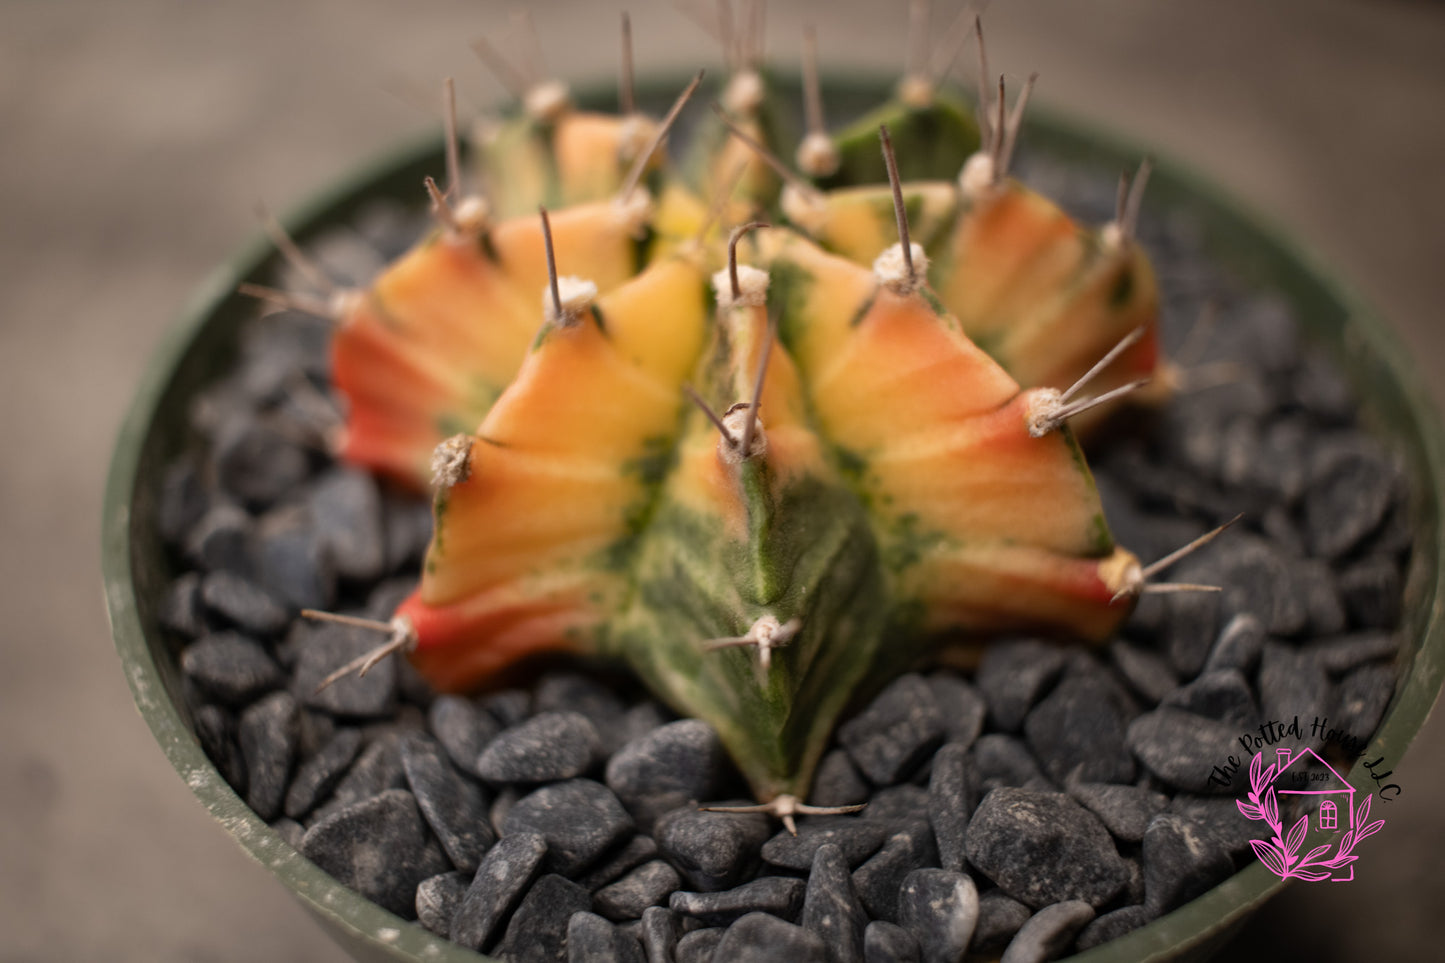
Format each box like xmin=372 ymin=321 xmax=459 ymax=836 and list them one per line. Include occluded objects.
xmin=263 ymin=19 xmax=1230 ymax=817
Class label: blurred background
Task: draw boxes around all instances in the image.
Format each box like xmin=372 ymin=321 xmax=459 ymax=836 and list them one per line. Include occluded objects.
xmin=2 ymin=0 xmax=1443 ymax=959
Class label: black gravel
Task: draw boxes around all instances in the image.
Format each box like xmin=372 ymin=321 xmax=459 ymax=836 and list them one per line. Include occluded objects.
xmin=150 ymin=154 xmax=1416 ymax=961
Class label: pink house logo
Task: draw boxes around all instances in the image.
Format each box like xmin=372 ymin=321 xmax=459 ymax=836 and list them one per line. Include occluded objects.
xmin=1237 ymin=747 xmax=1384 ymax=882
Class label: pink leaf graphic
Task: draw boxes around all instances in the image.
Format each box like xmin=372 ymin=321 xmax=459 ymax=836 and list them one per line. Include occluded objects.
xmin=1262 ymin=764 xmax=1278 ymax=788
xmin=1358 ymin=819 xmax=1385 ymax=842
xmin=1237 ymin=800 xmax=1263 ymax=821
xmin=1337 ymin=829 xmax=1355 ymax=854
xmin=1302 ymin=844 xmax=1332 ymax=864
xmin=1263 ymin=787 xmax=1279 ymax=828
xmin=1285 ymin=815 xmax=1309 ymax=858
xmin=1356 ymin=793 xmax=1372 ymax=828
xmin=1249 ymin=752 xmax=1263 ymax=789
xmin=1293 ymin=869 xmax=1333 ymax=882
xmin=1251 ymin=838 xmax=1288 ymax=878
xmin=1327 ymin=854 xmax=1359 ymax=869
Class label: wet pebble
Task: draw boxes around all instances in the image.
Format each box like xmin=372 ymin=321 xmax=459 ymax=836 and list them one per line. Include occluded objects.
xmin=238 ymin=690 xmax=299 ymax=820
xmin=299 ymin=788 xmax=447 ymax=918
xmin=1000 ymin=900 xmax=1096 ymax=963
xmin=896 ymin=869 xmax=977 ymax=963
xmin=503 ymin=779 xmax=634 ymax=877
xmin=181 ymin=631 xmax=283 ymax=706
xmin=451 ymin=832 xmax=548 ymax=951
xmin=965 ymin=789 xmax=1127 ymax=909
xmin=838 ymin=674 xmax=945 ymax=785
xmin=400 ymin=732 xmax=494 ymax=874
xmin=479 ymin=711 xmax=603 ymax=784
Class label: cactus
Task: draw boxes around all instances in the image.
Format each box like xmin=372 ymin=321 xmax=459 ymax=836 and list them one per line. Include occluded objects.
xmin=261 ymin=20 xmax=1231 ymax=814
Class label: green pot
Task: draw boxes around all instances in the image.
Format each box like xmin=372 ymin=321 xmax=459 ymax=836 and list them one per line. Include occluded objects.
xmin=102 ymin=75 xmax=1445 ymax=962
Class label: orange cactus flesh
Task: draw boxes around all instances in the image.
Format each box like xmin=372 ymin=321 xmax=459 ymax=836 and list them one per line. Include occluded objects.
xmin=396 ymin=254 xmax=709 ymax=692
xmin=331 ymin=198 xmax=651 ymax=490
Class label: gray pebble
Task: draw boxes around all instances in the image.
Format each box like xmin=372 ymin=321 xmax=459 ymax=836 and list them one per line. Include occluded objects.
xmin=763 ymin=820 xmax=889 ymax=872
xmin=863 ymin=920 xmax=921 ymax=963
xmin=493 ymin=874 xmax=592 ymax=963
xmin=1302 ymin=438 xmax=1403 ymax=560
xmin=299 ymin=788 xmax=446 ymax=918
xmin=714 ymin=912 xmax=828 ymax=963
xmin=160 ymin=572 xmax=207 ymax=638
xmin=483 ymin=689 xmax=532 ymax=727
xmin=400 ymin=732 xmax=494 ymax=874
xmin=606 ymin=719 xmax=728 ymax=832
xmin=193 ymin=704 xmax=247 ymax=795
xmin=1108 ymin=641 xmax=1178 ymax=706
xmin=490 ymin=787 xmax=520 ymax=838
xmin=896 ymin=869 xmax=977 ymax=963
xmin=213 ymin=418 xmax=311 ymax=507
xmin=1166 ymin=794 xmax=1258 ymax=862
xmin=802 ymin=843 xmax=867 ymax=963
xmin=255 ymin=511 xmax=335 ymax=612
xmin=158 ymin=458 xmax=209 ymax=546
xmin=185 ymin=503 xmax=254 ymax=576
xmin=1332 ymin=663 xmax=1397 ymax=743
xmin=1296 ymin=557 xmax=1347 ymax=635
xmin=675 ymin=927 xmax=725 ymax=963
xmin=577 ymin=835 xmax=661 ymax=892
xmin=976 ymin=640 xmax=1068 ymax=732
xmin=504 ymin=779 xmax=635 ymax=876
xmin=1158 ymin=590 xmax=1221 ymax=678
xmin=1203 ymin=613 xmax=1266 ymax=675
xmin=181 ymin=632 xmax=283 ymax=706
xmin=1193 ymin=534 xmax=1312 ymax=637
xmin=288 ymin=620 xmax=397 ymax=718
xmin=596 ymin=860 xmax=683 ymax=921
xmin=1067 ymin=782 xmax=1169 ymax=844
xmin=1024 ymin=675 xmax=1135 ymax=785
xmin=415 ymin=871 xmax=468 ymax=939
xmin=309 ymin=467 xmax=387 ymax=582
xmin=852 ymin=824 xmax=939 ymax=922
xmin=965 ymin=789 xmax=1127 ymax=909
xmin=811 ymin=749 xmax=872 ymax=808
xmin=270 ymin=817 xmax=304 ymax=849
xmin=451 ymin=832 xmax=548 ymax=951
xmin=655 ymin=804 xmax=771 ymax=891
xmin=238 ymin=691 xmax=300 ymax=820
xmin=1074 ymin=904 xmax=1155 ymax=951
xmin=1125 ymin=707 xmax=1242 ymax=793
xmin=568 ymin=911 xmax=646 ymax=963
xmin=863 ymin=784 xmax=931 ymax=825
xmin=1141 ymin=813 xmax=1234 ymax=916
xmin=1337 ymin=558 xmax=1402 ymax=630
xmin=427 ymin=695 xmax=500 ymax=778
xmin=839 ymin=675 xmax=945 ymax=785
xmin=671 ymin=876 xmax=806 ymax=925
xmin=479 ymin=711 xmax=603 ymax=784
xmin=1258 ymin=643 xmax=1332 ymax=723
xmin=971 ymin=734 xmax=1046 ymax=796
xmin=1159 ymin=669 xmax=1258 ymax=727
xmin=535 ymin=672 xmax=630 ymax=747
xmin=201 ymin=571 xmax=290 ymax=636
xmin=284 ymin=727 xmax=364 ymax=819
xmin=1309 ymin=631 xmax=1400 ymax=676
xmin=971 ymin=891 xmax=1031 ymax=955
xmin=928 ymin=743 xmax=971 ymax=872
xmin=1000 ymin=900 xmax=1095 ymax=963
xmin=926 ymin=674 xmax=987 ymax=748
xmin=640 ymin=905 xmax=680 ymax=963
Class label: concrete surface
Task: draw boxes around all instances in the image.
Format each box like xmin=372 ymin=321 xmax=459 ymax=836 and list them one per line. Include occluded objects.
xmin=2 ymin=0 xmax=1442 ymax=959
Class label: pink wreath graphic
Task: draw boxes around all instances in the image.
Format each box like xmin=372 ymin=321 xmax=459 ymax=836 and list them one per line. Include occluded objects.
xmin=1236 ymin=751 xmax=1384 ymax=881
